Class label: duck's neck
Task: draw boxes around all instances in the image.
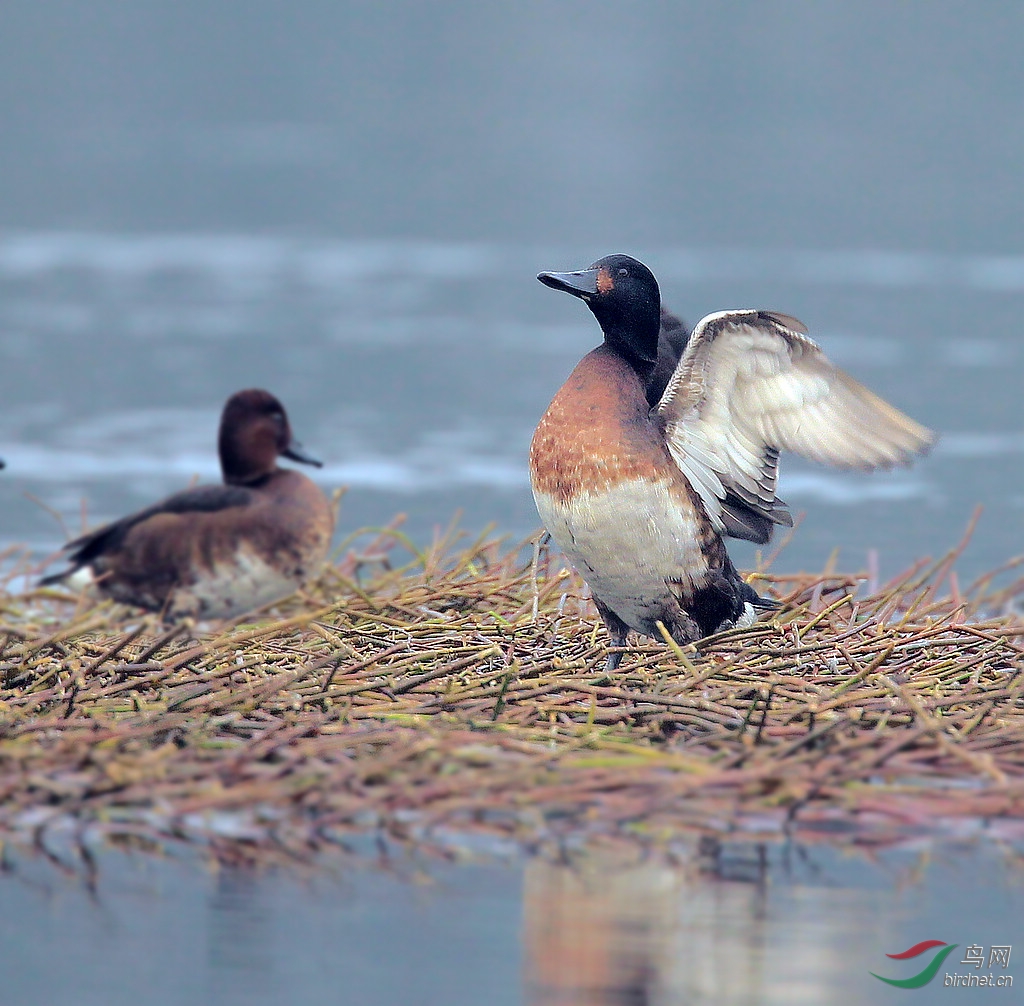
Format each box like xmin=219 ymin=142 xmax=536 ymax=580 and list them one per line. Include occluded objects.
xmin=598 ymin=309 xmax=660 ymax=370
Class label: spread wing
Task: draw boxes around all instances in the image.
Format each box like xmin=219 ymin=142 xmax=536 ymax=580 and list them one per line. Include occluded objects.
xmin=655 ymin=310 xmax=936 ymax=545
xmin=40 ymin=484 xmax=253 ymax=583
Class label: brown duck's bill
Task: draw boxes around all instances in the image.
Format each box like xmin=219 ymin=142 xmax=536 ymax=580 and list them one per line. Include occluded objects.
xmin=282 ymin=440 xmax=323 ymax=468
xmin=537 ymin=268 xmax=600 ymax=297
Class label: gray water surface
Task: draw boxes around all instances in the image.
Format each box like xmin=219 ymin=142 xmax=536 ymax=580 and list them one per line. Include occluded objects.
xmin=3 ymin=842 xmax=1021 ymax=1006
xmin=1 ymin=235 xmax=1021 ymax=581
xmin=2 ymin=3 xmax=1022 ymax=579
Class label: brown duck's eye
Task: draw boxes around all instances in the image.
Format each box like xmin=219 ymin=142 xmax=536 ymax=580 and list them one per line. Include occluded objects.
xmin=618 ymin=267 xmax=629 ymax=277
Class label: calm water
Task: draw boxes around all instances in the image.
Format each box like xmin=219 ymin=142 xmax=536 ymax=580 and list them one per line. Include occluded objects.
xmin=1 ymin=4 xmax=1022 ymax=579
xmin=0 ymin=234 xmax=1021 ymax=581
xmin=2 ymin=841 xmax=1022 ymax=1006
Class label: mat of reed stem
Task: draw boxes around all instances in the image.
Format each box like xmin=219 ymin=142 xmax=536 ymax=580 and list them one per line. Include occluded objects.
xmin=1 ymin=521 xmax=1022 ymax=861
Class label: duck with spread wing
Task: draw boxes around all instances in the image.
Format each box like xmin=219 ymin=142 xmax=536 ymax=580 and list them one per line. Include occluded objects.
xmin=530 ymin=254 xmax=935 ymax=670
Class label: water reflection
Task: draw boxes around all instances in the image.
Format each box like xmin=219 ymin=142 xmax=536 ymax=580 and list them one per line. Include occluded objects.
xmin=522 ymin=842 xmax=1022 ymax=1006
xmin=524 ymin=857 xmax=681 ymax=1005
xmin=208 ymin=871 xmax=276 ymax=1004
xmin=1 ymin=840 xmax=1021 ymax=1006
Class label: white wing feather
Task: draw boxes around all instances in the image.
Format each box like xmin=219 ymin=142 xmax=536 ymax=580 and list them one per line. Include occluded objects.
xmin=656 ymin=310 xmax=935 ymax=534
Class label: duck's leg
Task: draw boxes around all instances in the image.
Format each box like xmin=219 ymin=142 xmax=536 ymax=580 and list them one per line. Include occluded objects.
xmin=594 ymin=596 xmax=630 ymax=672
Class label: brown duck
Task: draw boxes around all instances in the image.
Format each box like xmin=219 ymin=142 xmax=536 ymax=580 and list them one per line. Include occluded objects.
xmin=42 ymin=389 xmax=334 ymax=619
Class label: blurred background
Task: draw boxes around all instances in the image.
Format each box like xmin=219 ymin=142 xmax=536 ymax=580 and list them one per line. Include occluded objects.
xmin=2 ymin=7 xmax=1023 ymax=1004
xmin=1 ymin=0 xmax=1021 ymax=578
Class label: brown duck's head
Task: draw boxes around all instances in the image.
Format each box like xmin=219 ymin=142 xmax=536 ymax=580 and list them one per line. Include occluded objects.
xmin=218 ymin=389 xmax=322 ymax=486
xmin=538 ymin=254 xmax=662 ymax=366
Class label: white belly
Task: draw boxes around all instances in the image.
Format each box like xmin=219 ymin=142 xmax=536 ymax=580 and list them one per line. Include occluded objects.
xmin=533 ymin=477 xmax=709 ymax=634
xmin=169 ymin=549 xmax=302 ymax=619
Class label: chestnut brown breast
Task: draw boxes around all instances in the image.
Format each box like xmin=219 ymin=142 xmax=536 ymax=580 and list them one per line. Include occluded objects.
xmin=530 ymin=345 xmax=670 ymax=504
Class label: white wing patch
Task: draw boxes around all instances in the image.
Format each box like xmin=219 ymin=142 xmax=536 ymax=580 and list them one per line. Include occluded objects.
xmin=656 ymin=310 xmax=936 ymax=534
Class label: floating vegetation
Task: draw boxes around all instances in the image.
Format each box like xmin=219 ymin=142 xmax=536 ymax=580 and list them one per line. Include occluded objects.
xmin=1 ymin=518 xmax=1022 ymax=864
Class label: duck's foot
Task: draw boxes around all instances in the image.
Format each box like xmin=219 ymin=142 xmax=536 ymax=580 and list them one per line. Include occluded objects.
xmin=595 ymin=596 xmax=630 ymax=672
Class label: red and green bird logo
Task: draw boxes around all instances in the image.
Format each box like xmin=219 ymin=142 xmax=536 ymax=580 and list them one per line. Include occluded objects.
xmin=871 ymin=940 xmax=958 ymax=988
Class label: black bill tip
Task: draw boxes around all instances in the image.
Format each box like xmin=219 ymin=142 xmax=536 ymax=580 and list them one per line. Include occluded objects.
xmin=282 ymin=440 xmax=323 ymax=468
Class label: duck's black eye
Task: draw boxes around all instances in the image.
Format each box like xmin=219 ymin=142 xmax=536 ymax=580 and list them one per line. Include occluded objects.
xmin=617 ymin=267 xmax=629 ymax=278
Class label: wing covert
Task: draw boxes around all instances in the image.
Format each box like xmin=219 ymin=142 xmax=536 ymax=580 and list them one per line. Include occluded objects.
xmin=62 ymin=485 xmax=254 ymax=566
